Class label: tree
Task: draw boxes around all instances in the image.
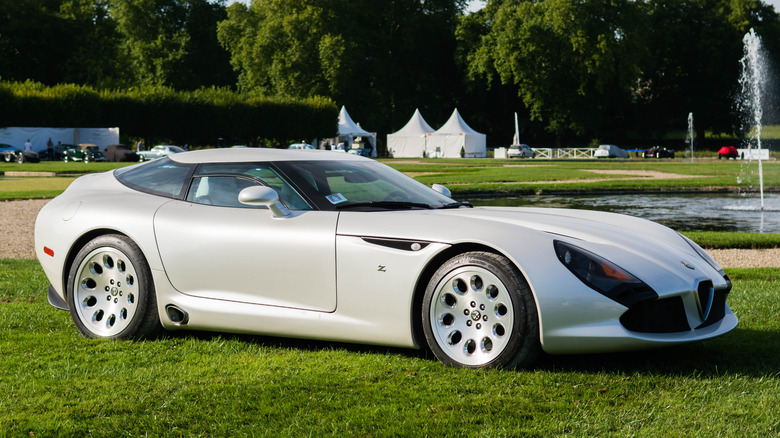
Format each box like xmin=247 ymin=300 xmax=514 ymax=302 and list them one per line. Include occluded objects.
xmin=636 ymin=0 xmax=780 ymax=141
xmin=217 ymin=0 xmax=467 ymax=145
xmin=461 ymin=0 xmax=648 ymax=143
xmin=0 ymin=0 xmax=121 ymax=87
xmin=110 ymin=0 xmax=235 ymax=89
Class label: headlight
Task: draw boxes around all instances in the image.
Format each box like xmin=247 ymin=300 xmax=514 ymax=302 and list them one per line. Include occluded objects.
xmin=554 ymin=240 xmax=657 ymax=307
xmin=679 ymin=234 xmax=726 ymax=276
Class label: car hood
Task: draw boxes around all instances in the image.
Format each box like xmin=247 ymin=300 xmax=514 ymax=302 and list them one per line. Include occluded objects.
xmin=337 ymin=206 xmax=721 ymax=287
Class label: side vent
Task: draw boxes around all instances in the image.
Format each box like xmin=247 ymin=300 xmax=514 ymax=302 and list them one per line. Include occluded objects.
xmin=361 ymin=237 xmax=430 ymax=252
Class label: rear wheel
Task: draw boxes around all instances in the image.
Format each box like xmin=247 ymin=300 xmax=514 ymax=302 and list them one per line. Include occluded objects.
xmin=422 ymin=251 xmax=540 ymax=369
xmin=67 ymin=234 xmax=161 ymax=339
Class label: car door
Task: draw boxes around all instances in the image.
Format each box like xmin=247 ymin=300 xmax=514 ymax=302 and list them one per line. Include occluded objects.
xmin=153 ymin=170 xmax=338 ymax=312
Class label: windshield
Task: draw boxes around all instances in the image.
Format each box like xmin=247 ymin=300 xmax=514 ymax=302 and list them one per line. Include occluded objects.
xmin=275 ymin=159 xmax=457 ymax=211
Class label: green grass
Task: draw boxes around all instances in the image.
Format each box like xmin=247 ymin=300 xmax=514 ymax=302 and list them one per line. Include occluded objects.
xmin=0 ymin=161 xmax=129 ymax=200
xmin=383 ymin=159 xmax=780 ymax=195
xmin=683 ymin=231 xmax=780 ymax=249
xmin=1 ymin=158 xmax=778 ymax=200
xmin=1 ymin=259 xmax=778 ymax=436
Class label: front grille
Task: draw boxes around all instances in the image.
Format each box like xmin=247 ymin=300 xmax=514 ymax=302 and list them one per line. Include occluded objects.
xmin=695 ymin=289 xmax=728 ymax=329
xmin=620 ymin=296 xmax=690 ymax=333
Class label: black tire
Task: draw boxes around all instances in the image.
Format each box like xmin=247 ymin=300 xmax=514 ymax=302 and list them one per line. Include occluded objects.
xmin=422 ymin=251 xmax=540 ymax=369
xmin=66 ymin=234 xmax=161 ymax=339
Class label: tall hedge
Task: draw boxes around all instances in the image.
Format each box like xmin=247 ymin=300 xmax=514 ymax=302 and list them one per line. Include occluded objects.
xmin=0 ymin=81 xmax=338 ymax=146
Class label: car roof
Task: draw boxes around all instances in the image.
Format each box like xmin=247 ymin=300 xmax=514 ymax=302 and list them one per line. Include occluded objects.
xmin=168 ymin=147 xmax=369 ymax=164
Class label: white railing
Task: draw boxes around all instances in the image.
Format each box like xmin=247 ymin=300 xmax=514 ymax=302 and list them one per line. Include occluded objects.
xmin=531 ymin=148 xmax=597 ymax=159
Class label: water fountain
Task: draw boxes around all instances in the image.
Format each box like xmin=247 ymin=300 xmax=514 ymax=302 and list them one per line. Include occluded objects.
xmin=737 ymin=28 xmax=766 ymax=210
xmin=687 ymin=112 xmax=694 ymax=162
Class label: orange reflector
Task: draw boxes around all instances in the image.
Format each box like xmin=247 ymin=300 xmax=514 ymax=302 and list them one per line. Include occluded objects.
xmin=44 ymin=246 xmax=54 ymax=257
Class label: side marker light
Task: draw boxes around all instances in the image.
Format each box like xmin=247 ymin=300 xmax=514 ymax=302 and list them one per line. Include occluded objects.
xmin=44 ymin=247 xmax=54 ymax=257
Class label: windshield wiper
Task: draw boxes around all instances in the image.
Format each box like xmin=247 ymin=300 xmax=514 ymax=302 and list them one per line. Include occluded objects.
xmin=438 ymin=201 xmax=473 ymax=209
xmin=336 ymin=201 xmax=434 ymax=210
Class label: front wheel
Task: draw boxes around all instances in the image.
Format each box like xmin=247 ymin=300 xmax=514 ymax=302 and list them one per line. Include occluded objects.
xmin=422 ymin=251 xmax=540 ymax=369
xmin=67 ymin=234 xmax=161 ymax=339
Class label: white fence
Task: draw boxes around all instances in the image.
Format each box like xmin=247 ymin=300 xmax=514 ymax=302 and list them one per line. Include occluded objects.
xmin=531 ymin=148 xmax=596 ymax=159
xmin=737 ymin=148 xmax=770 ymax=160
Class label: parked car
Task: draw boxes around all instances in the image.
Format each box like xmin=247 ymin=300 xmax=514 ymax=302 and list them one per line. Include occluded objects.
xmin=507 ymin=144 xmax=536 ymax=158
xmin=643 ymin=146 xmax=675 ymax=159
xmin=1 ymin=144 xmax=40 ymax=163
xmin=347 ymin=148 xmax=372 ymax=157
xmin=137 ymin=145 xmax=185 ymax=161
xmin=35 ymin=148 xmax=736 ymax=369
xmin=103 ymin=144 xmax=139 ymax=162
xmin=62 ymin=144 xmax=107 ymax=162
xmin=37 ymin=145 xmax=63 ymax=161
xmin=718 ymin=146 xmax=739 ymax=159
xmin=0 ymin=143 xmax=17 ymax=161
xmin=594 ymin=144 xmax=629 ymax=158
xmin=288 ymin=143 xmax=316 ymax=150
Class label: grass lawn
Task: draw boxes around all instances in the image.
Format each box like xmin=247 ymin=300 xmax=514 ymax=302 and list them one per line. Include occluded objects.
xmin=2 ymin=156 xmax=778 ymax=435
xmin=2 ymin=157 xmax=778 ymax=200
xmin=382 ymin=158 xmax=780 ymax=195
xmin=1 ymin=260 xmax=778 ymax=436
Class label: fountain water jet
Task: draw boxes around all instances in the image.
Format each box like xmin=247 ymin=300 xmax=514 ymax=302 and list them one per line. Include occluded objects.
xmin=738 ymin=28 xmax=766 ymax=210
xmin=687 ymin=112 xmax=694 ymax=162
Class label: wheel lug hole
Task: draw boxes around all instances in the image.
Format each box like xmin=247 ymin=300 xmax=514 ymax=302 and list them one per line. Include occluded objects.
xmin=466 ymin=320 xmax=473 ymax=327
xmin=110 ymin=279 xmax=114 ymax=285
xmin=483 ymin=315 xmax=488 ymax=322
xmin=476 ymin=323 xmax=482 ymax=330
xmin=480 ymin=304 xmax=486 ymax=311
xmin=463 ymin=309 xmax=470 ymax=316
xmin=470 ymin=301 xmax=476 ymax=308
xmin=106 ymin=296 xmax=111 ymax=301
xmin=104 ymin=286 xmax=109 ymax=292
xmin=114 ymin=298 xmax=118 ymax=303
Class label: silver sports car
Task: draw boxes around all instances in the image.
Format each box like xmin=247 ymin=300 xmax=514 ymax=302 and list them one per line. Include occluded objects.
xmin=35 ymin=148 xmax=737 ymax=368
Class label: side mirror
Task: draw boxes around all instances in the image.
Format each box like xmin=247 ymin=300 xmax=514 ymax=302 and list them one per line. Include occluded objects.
xmin=238 ymin=186 xmax=291 ymax=218
xmin=431 ymin=183 xmax=451 ymax=197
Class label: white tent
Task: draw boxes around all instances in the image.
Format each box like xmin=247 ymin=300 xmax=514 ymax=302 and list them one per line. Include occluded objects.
xmin=0 ymin=127 xmax=120 ymax=152
xmin=427 ymin=109 xmax=486 ymax=158
xmin=338 ymin=106 xmax=377 ymax=157
xmin=386 ymin=109 xmax=435 ymax=158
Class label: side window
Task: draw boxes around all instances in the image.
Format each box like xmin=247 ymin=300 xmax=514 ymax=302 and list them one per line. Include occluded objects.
xmin=187 ymin=163 xmax=312 ymax=210
xmin=115 ymin=157 xmax=194 ymax=199
xmin=187 ymin=176 xmax=258 ymax=208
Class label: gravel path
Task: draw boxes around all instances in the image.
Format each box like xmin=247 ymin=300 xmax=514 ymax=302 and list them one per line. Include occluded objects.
xmin=1 ymin=199 xmax=778 ymax=268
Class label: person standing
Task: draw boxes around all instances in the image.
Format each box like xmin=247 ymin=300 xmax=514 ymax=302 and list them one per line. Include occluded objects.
xmin=136 ymin=139 xmax=144 ymax=151
xmin=24 ymin=139 xmax=32 ymax=152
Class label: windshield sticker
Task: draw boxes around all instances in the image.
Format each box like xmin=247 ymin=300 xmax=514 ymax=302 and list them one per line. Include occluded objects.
xmin=326 ymin=193 xmax=348 ymax=204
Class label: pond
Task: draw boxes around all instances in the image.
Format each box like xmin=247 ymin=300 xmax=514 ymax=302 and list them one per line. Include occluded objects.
xmin=467 ymin=193 xmax=780 ymax=233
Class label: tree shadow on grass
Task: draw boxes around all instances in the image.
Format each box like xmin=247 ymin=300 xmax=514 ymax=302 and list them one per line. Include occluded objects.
xmin=532 ymin=327 xmax=779 ymax=378
xmin=160 ymin=329 xmax=428 ymax=361
xmin=159 ymin=327 xmax=777 ymax=377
